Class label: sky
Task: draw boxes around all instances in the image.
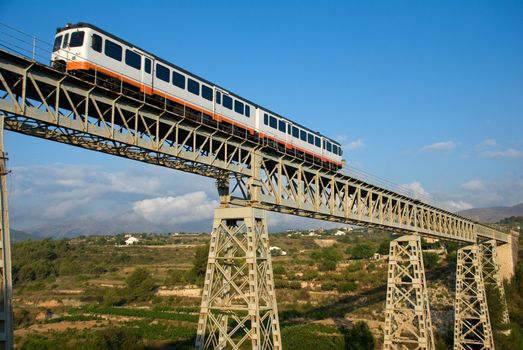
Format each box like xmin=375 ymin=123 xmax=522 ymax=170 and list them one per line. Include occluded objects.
xmin=0 ymin=1 xmax=522 ymax=233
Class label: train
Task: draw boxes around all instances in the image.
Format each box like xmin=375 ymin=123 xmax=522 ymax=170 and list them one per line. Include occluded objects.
xmin=50 ymin=23 xmax=344 ymax=170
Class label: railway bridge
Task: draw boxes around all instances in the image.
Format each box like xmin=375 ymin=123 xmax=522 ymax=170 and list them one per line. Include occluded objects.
xmin=0 ymin=37 xmax=519 ymax=350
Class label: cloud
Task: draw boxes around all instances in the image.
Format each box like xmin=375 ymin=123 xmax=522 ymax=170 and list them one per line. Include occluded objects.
xmin=420 ymin=141 xmax=456 ymax=153
xmin=462 ymin=179 xmax=486 ymax=191
xmin=132 ymin=192 xmax=218 ymax=225
xmin=344 ymin=139 xmax=364 ymax=151
xmin=476 ymin=139 xmax=497 ymax=149
xmin=400 ymin=181 xmax=432 ymax=201
xmin=440 ymin=200 xmax=474 ymax=212
xmin=8 ymin=163 xmax=216 ymax=230
xmin=482 ymin=149 xmax=523 ymax=159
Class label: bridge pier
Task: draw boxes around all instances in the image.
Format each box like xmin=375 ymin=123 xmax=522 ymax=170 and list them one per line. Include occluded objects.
xmin=0 ymin=117 xmax=13 ymax=350
xmin=453 ymin=245 xmax=494 ymax=350
xmin=196 ymin=206 xmax=281 ymax=350
xmin=479 ymin=240 xmax=510 ymax=324
xmin=383 ymin=235 xmax=435 ymax=350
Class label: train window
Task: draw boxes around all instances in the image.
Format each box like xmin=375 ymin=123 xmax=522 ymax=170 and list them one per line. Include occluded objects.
xmin=245 ymin=105 xmax=251 ymax=117
xmin=278 ymin=120 xmax=286 ymax=133
xmin=292 ymin=126 xmax=299 ymax=138
xmin=53 ymin=35 xmax=62 ymax=52
xmin=62 ymin=33 xmax=69 ymax=48
xmin=327 ymin=141 xmax=332 ymax=152
xmin=315 ymin=136 xmax=321 ymax=147
xmin=269 ymin=116 xmax=277 ymax=129
xmin=125 ymin=49 xmax=141 ymax=70
xmin=69 ymin=31 xmax=85 ymax=47
xmin=333 ymin=144 xmax=338 ymax=155
xmin=216 ymin=91 xmax=222 ymax=104
xmin=223 ymin=95 xmax=233 ymax=109
xmin=172 ymin=71 xmax=185 ymax=89
xmin=105 ymin=40 xmax=122 ymax=61
xmin=234 ymin=100 xmax=244 ymax=114
xmin=202 ymin=85 xmax=212 ymax=101
xmin=264 ymin=113 xmax=268 ymax=125
xmin=308 ymin=133 xmax=314 ymax=145
xmin=156 ymin=63 xmax=170 ymax=82
xmin=91 ymin=34 xmax=102 ymax=53
xmin=188 ymin=79 xmax=200 ymax=95
xmin=300 ymin=130 xmax=306 ymax=141
xmin=144 ymin=58 xmax=151 ymax=73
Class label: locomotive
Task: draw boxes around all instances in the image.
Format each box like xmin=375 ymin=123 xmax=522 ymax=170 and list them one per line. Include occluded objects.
xmin=51 ymin=23 xmax=344 ymax=170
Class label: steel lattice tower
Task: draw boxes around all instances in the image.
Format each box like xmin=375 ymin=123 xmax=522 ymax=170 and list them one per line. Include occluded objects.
xmin=480 ymin=240 xmax=510 ymax=324
xmin=0 ymin=117 xmax=12 ymax=350
xmin=454 ymin=245 xmax=494 ymax=350
xmin=383 ymin=235 xmax=435 ymax=350
xmin=196 ymin=207 xmax=282 ymax=350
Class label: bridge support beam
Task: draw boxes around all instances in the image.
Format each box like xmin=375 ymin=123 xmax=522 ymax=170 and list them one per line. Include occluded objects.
xmin=383 ymin=234 xmax=435 ymax=350
xmin=453 ymin=245 xmax=494 ymax=350
xmin=480 ymin=240 xmax=510 ymax=324
xmin=0 ymin=117 xmax=13 ymax=350
xmin=196 ymin=207 xmax=281 ymax=350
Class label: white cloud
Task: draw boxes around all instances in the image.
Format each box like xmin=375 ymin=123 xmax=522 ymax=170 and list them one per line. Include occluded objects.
xmin=420 ymin=141 xmax=456 ymax=153
xmin=400 ymin=181 xmax=432 ymax=201
xmin=482 ymin=149 xmax=523 ymax=159
xmin=476 ymin=139 xmax=497 ymax=149
xmin=344 ymin=139 xmax=364 ymax=151
xmin=462 ymin=179 xmax=486 ymax=191
xmin=132 ymin=192 xmax=217 ymax=225
xmin=9 ymin=163 xmax=216 ymax=229
xmin=440 ymin=200 xmax=474 ymax=212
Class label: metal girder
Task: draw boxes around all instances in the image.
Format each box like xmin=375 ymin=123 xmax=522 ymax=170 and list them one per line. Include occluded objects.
xmin=479 ymin=240 xmax=510 ymax=324
xmin=0 ymin=116 xmax=13 ymax=349
xmin=383 ymin=235 xmax=435 ymax=350
xmin=196 ymin=207 xmax=281 ymax=350
xmin=454 ymin=245 xmax=494 ymax=350
xmin=0 ymin=49 xmax=509 ymax=245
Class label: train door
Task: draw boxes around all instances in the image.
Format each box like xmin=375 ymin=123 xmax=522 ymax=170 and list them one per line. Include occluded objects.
xmin=139 ymin=52 xmax=154 ymax=94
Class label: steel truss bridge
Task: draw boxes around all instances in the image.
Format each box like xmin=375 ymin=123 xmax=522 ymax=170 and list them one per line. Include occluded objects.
xmin=0 ymin=49 xmax=517 ymax=350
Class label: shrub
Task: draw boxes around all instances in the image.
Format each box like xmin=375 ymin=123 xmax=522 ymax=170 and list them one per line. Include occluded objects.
xmin=377 ymin=240 xmax=390 ymax=255
xmin=338 ymin=281 xmax=357 ymax=293
xmin=321 ymin=282 xmax=336 ymax=291
xmin=320 ymin=260 xmax=337 ymax=271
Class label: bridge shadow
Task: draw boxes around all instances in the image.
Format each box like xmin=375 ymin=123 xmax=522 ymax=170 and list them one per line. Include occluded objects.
xmin=279 ymin=285 xmax=387 ymax=327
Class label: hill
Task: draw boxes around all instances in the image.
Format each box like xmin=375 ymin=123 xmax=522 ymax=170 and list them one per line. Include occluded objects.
xmin=10 ymin=229 xmax=40 ymax=241
xmin=459 ymin=203 xmax=523 ymax=223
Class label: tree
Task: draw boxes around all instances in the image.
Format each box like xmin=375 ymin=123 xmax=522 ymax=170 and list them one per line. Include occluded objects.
xmin=344 ymin=321 xmax=375 ymax=350
xmin=349 ymin=244 xmax=374 ymax=260
xmin=188 ymin=244 xmax=209 ymax=284
xmin=125 ymin=268 xmax=156 ymax=302
xmin=423 ymin=252 xmax=439 ymax=269
xmin=377 ymin=240 xmax=390 ymax=255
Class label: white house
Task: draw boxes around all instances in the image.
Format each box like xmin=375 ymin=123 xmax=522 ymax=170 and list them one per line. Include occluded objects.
xmin=125 ymin=236 xmax=139 ymax=245
xmin=334 ymin=230 xmax=346 ymax=236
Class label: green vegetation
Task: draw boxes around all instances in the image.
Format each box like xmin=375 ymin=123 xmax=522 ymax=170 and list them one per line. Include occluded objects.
xmin=349 ymin=243 xmax=375 ymax=259
xmin=311 ymin=246 xmax=343 ymax=271
xmin=281 ymin=322 xmax=376 ymax=350
xmin=422 ymin=252 xmax=440 ymax=269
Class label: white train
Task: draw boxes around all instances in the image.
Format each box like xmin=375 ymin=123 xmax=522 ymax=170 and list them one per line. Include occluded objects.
xmin=51 ymin=23 xmax=344 ymax=170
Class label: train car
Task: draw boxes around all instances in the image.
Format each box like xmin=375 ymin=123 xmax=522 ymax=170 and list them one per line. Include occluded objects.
xmin=50 ymin=23 xmax=343 ymax=170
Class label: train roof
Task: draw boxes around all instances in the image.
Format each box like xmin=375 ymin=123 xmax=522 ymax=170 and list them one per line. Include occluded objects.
xmin=56 ymin=23 xmax=341 ymax=146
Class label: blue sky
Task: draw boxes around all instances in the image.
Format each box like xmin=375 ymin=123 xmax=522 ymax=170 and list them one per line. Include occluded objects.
xmin=1 ymin=1 xmax=522 ymax=232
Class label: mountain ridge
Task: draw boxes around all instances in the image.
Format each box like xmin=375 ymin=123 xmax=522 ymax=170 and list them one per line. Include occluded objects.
xmin=458 ymin=203 xmax=523 ymax=223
